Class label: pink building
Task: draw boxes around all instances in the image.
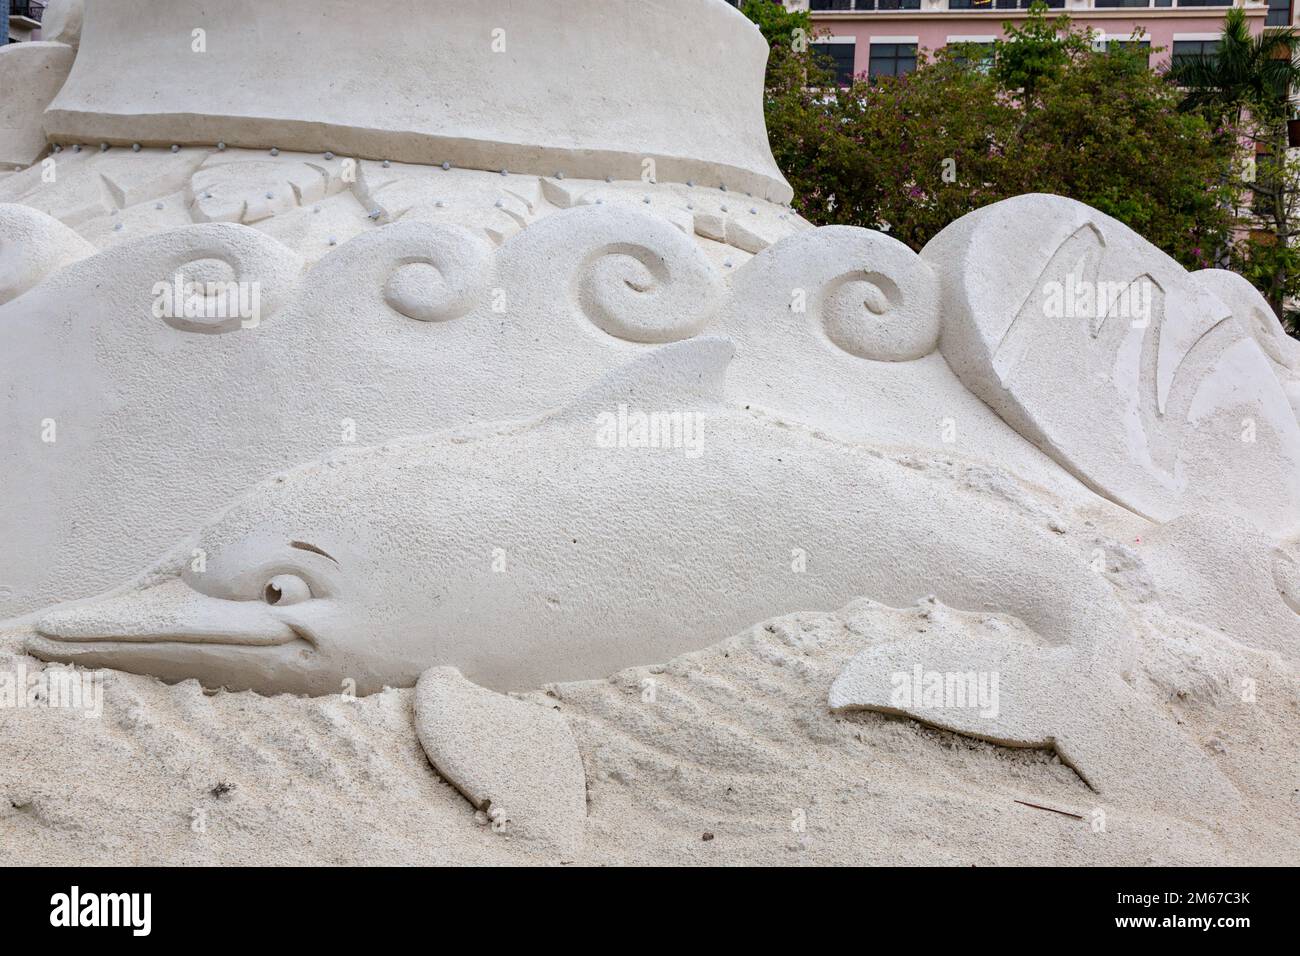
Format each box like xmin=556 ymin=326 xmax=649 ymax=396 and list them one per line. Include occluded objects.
xmin=777 ymin=0 xmax=1279 ymax=80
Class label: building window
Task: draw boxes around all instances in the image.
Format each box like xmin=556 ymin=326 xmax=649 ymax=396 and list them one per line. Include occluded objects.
xmin=948 ymin=0 xmax=1063 ymax=7
xmin=1094 ymin=0 xmax=1153 ymax=6
xmin=1175 ymin=0 xmax=1232 ymax=5
xmin=11 ymin=1 xmax=46 ymax=18
xmin=1267 ymin=0 xmax=1291 ymax=26
xmin=1171 ymin=39 xmax=1218 ymax=67
xmin=810 ymin=0 xmax=921 ymax=8
xmin=812 ymin=42 xmax=857 ymax=86
xmin=868 ymin=43 xmax=918 ymax=82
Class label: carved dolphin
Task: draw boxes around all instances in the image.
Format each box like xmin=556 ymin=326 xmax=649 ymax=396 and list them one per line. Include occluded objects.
xmin=26 ymin=339 xmax=1131 ymax=706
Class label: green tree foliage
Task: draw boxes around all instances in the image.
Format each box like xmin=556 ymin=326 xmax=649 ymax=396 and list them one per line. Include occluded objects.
xmin=739 ymin=2 xmax=852 ymax=222
xmin=1166 ymin=7 xmax=1300 ymax=330
xmin=993 ymin=7 xmax=1091 ymax=99
xmin=1166 ymin=7 xmax=1297 ymax=128
xmin=744 ymin=3 xmax=1242 ymax=285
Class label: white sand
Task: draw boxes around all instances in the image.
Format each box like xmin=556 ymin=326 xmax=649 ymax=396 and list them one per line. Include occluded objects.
xmin=3 ymin=587 xmax=1295 ymax=866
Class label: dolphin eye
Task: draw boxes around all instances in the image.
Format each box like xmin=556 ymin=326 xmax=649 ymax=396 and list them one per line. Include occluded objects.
xmin=264 ymin=574 xmax=312 ymax=606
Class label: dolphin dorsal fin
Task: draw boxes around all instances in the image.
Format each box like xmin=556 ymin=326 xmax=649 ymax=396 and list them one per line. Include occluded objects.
xmin=552 ymin=337 xmax=736 ymax=423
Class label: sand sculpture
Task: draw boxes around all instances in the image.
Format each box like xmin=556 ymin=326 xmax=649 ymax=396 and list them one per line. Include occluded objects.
xmin=27 ymin=340 xmax=1134 ymax=697
xmin=2 ymin=0 xmax=1297 ymax=861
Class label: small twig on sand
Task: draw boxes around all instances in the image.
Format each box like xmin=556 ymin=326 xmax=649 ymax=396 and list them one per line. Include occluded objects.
xmin=1014 ymin=799 xmax=1083 ymax=820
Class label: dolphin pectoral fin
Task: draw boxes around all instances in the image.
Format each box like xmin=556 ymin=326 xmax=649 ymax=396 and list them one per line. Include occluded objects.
xmin=413 ymin=666 xmax=587 ymax=854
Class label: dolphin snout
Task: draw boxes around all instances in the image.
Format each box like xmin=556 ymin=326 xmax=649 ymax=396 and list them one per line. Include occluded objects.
xmin=32 ymin=578 xmax=300 ymax=647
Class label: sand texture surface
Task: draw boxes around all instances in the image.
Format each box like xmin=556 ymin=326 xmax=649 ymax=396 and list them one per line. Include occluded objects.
xmin=4 ymin=588 xmax=1295 ymax=866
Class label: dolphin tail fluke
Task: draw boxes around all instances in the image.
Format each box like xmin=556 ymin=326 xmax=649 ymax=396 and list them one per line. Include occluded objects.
xmin=413 ymin=667 xmax=587 ymax=855
xmin=829 ymin=632 xmax=1073 ymax=751
xmin=830 ymin=633 xmax=1242 ymax=809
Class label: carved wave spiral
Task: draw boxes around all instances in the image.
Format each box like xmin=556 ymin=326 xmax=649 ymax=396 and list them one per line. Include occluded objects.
xmin=499 ymin=204 xmax=723 ymax=344
xmin=378 ymin=223 xmax=495 ymax=323
xmin=819 ymin=254 xmax=940 ymax=363
xmin=141 ymin=223 xmax=303 ymax=334
xmin=576 ymin=241 xmax=719 ymax=343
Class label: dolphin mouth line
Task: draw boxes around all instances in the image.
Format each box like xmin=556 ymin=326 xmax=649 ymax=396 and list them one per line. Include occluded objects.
xmin=30 ymin=622 xmax=317 ymax=650
xmin=25 ymin=634 xmax=315 ymax=657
